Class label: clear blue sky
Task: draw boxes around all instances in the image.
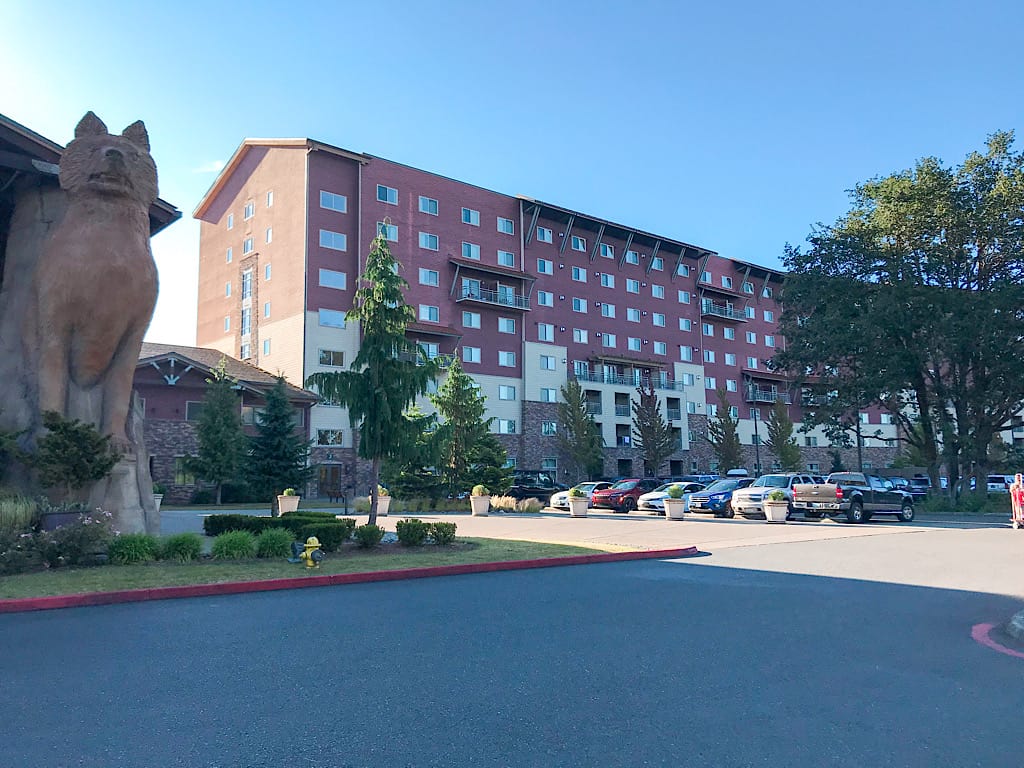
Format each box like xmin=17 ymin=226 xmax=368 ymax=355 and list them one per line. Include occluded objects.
xmin=3 ymin=0 xmax=1021 ymax=344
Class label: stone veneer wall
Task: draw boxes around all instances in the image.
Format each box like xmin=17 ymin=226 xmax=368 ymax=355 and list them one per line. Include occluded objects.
xmin=144 ymin=419 xmax=199 ymax=504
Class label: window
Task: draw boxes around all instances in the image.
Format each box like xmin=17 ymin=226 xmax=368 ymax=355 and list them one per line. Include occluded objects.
xmin=763 ymin=286 xmax=773 ymax=298
xmin=537 ymin=290 xmax=553 ymax=307
xmin=320 ymin=191 xmax=347 ymax=212
xmin=707 ymin=403 xmax=718 ymax=416
xmin=377 ymin=222 xmax=398 ymax=241
xmin=377 ymin=184 xmax=398 ymax=204
xmin=746 ymin=331 xmax=757 ymax=344
xmin=749 ymin=408 xmax=761 ymax=419
xmin=745 ymin=306 xmax=756 ymax=319
xmin=541 ymin=422 xmax=557 ymax=437
xmin=462 ymin=242 xmax=481 ymax=260
xmin=226 ymin=247 xmax=232 ymax=263
xmin=726 ymin=379 xmax=737 ymax=392
xmin=601 ymin=303 xmax=616 ymax=318
xmin=703 ymin=323 xmax=715 ymax=337
xmin=537 ymin=226 xmax=553 ymax=243
xmin=561 ymin=235 xmax=580 ymax=252
xmin=319 ymin=269 xmax=347 ymax=290
xmin=174 ymin=457 xmax=195 ymax=485
xmin=419 ymin=341 xmax=439 ymax=360
xmin=264 ymin=263 xmax=271 ymax=280
xmin=572 ymin=298 xmax=587 ymax=313
xmin=599 ymin=243 xmax=614 ymax=259
xmin=652 ymin=313 xmax=665 ymax=327
xmin=626 ymin=279 xmax=640 ymax=294
xmin=224 ymin=316 xmax=230 ymax=332
xmin=747 ymin=356 xmax=758 ymax=369
xmin=537 ymin=258 xmax=553 ymax=274
xmin=263 ymin=301 xmax=271 ymax=318
xmin=462 ymin=311 xmax=480 ymax=328
xmin=881 ymin=414 xmax=894 ymax=425
xmin=498 ymin=351 xmax=516 ymax=367
xmin=677 ymin=264 xmax=690 ymax=277
xmin=859 ymin=412 xmax=870 ymax=424
xmin=419 ymin=232 xmax=439 ymax=251
xmin=463 ymin=346 xmax=481 ymax=363
xmin=494 ymin=216 xmax=514 ymax=234
xmin=678 ymin=290 xmax=691 ymax=304
xmin=540 ymin=353 xmax=556 ymax=369
xmin=419 ymin=305 xmax=440 ymax=322
xmin=597 ymin=273 xmax=615 ymax=289
xmin=573 ymin=328 xmax=588 ymax=343
xmin=602 ymin=333 xmax=616 ymax=348
xmin=721 ymin=276 xmax=733 ymax=289
xmin=627 ymin=308 xmax=640 ymax=322
xmin=499 ymin=385 xmax=516 ymax=400
xmin=317 ymin=429 xmax=344 ymax=446
xmin=704 ymin=350 xmax=715 ymax=363
xmin=237 ymin=271 xmax=250 ymax=301
xmin=497 ymin=419 xmax=516 ymax=434
xmin=265 ymin=227 xmax=273 ymax=244
xmin=679 ymin=318 xmax=692 ymax=331
xmin=742 ymin=281 xmax=754 ymax=294
xmin=571 ymin=266 xmax=587 ymax=282
xmin=652 ymin=284 xmax=664 ymax=299
xmin=244 ymin=201 xmax=254 ymax=220
xmin=263 ymin=339 xmax=271 ymax=355
xmin=319 ymin=349 xmax=345 ymax=366
xmin=498 ymin=317 xmax=515 ymax=334
xmin=319 ymin=309 xmax=346 ymax=328
xmin=681 ymin=373 xmax=695 ymax=386
xmin=686 ymin=401 xmax=697 ymax=414
xmin=319 ymin=230 xmax=347 ymax=251
xmin=498 ymin=250 xmax=515 ymax=268
xmin=541 ymin=388 xmax=557 ymax=402
xmin=654 ymin=341 xmax=667 ymax=355
xmin=700 ymin=270 xmax=711 ymax=284
xmin=226 ymin=214 xmax=233 ymax=231
xmin=729 ymin=406 xmax=739 ymax=418
xmin=266 ymin=190 xmax=273 ymax=207
xmin=723 ymin=327 xmax=735 ymax=341
xmin=240 ymin=342 xmax=251 ymax=359
xmin=419 ymin=196 xmax=438 ymax=215
xmin=243 ymin=237 xmax=254 ymax=255
xmin=225 ymin=282 xmax=231 ymax=297
xmin=705 ymin=377 xmax=717 ymax=390
xmin=462 ymin=207 xmax=480 ymax=226
xmin=651 ymin=256 xmax=664 ymax=271
xmin=805 ymin=436 xmax=819 ymax=447
xmin=725 ymin=353 xmax=737 ymax=366
xmin=625 ymin=250 xmax=640 ymax=265
xmin=680 ymin=346 xmax=693 ymax=362
xmin=240 ymin=308 xmax=252 ymax=336
xmin=627 ymin=337 xmax=641 ymax=351
xmin=419 ymin=268 xmax=439 ymax=286
xmin=765 ymin=336 xmax=775 ymax=348
xmin=764 ymin=310 xmax=774 ymax=322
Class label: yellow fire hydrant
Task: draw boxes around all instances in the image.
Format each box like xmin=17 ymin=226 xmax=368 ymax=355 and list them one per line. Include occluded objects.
xmin=299 ymin=536 xmax=324 ymax=569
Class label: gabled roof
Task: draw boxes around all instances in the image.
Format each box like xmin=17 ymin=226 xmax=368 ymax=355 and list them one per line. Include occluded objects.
xmin=0 ymin=113 xmax=181 ymax=236
xmin=138 ymin=343 xmax=318 ymax=402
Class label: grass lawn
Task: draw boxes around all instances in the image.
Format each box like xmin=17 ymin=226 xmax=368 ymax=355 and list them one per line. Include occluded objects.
xmin=0 ymin=538 xmax=607 ymax=599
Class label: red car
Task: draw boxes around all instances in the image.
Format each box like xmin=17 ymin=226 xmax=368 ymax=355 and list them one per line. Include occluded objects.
xmin=590 ymin=478 xmax=664 ymax=513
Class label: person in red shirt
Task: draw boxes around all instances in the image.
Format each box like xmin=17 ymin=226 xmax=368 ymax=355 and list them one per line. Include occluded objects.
xmin=1010 ymin=473 xmax=1024 ymax=529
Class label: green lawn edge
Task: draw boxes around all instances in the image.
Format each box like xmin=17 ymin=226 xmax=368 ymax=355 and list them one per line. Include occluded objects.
xmin=0 ymin=538 xmax=608 ymax=599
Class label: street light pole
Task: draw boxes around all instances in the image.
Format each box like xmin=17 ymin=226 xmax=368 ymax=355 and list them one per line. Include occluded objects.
xmin=753 ymin=408 xmax=761 ymax=474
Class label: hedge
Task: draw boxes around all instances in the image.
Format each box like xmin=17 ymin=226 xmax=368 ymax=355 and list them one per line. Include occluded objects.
xmin=204 ymin=513 xmax=356 ymax=539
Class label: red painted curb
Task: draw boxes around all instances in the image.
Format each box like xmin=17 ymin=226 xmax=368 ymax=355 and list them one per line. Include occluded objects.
xmin=971 ymin=622 xmax=1024 ymax=660
xmin=0 ymin=546 xmax=700 ymax=614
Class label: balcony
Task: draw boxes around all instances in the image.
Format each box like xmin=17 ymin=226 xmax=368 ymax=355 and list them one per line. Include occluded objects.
xmin=585 ymin=403 xmax=603 ymax=415
xmin=667 ymin=408 xmax=682 ymax=421
xmin=572 ymin=369 xmax=687 ymax=391
xmin=745 ymin=386 xmax=792 ymax=404
xmin=615 ymin=436 xmax=632 ymax=447
xmin=456 ymin=285 xmax=530 ymax=310
xmin=614 ymin=404 xmax=630 ymax=417
xmin=700 ymin=301 xmax=748 ymax=321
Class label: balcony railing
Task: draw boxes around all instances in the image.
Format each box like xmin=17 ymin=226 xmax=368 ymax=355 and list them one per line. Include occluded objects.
xmin=667 ymin=408 xmax=682 ymax=421
xmin=615 ymin=436 xmax=631 ymax=447
xmin=614 ymin=404 xmax=630 ymax=416
xmin=572 ymin=369 xmax=687 ymax=391
xmin=585 ymin=403 xmax=602 ymax=415
xmin=700 ymin=301 xmax=747 ymax=321
xmin=745 ymin=386 xmax=792 ymax=404
xmin=457 ymin=286 xmax=530 ymax=310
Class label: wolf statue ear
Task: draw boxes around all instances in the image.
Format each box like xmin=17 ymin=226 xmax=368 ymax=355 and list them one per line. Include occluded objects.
xmin=121 ymin=120 xmax=150 ymax=152
xmin=75 ymin=111 xmax=108 ymax=138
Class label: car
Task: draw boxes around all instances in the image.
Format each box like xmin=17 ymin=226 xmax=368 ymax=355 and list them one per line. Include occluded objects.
xmin=506 ymin=470 xmax=568 ymax=501
xmin=637 ymin=482 xmax=705 ymax=515
xmin=730 ymin=473 xmax=820 ymax=519
xmin=907 ymin=476 xmax=931 ymax=500
xmin=590 ymin=478 xmax=664 ymax=513
xmin=687 ymin=477 xmax=755 ymax=517
xmin=549 ymin=481 xmax=613 ymax=510
xmin=987 ymin=474 xmax=1011 ymax=493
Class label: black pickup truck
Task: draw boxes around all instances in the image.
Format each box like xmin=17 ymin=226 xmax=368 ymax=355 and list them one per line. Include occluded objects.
xmin=505 ymin=471 xmax=568 ymax=501
xmin=791 ymin=472 xmax=916 ymax=523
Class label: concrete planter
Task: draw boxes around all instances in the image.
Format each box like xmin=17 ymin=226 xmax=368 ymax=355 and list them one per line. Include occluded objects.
xmin=568 ymin=497 xmax=589 ymax=517
xmin=764 ymin=500 xmax=789 ymax=523
xmin=376 ymin=496 xmax=391 ymax=517
xmin=470 ymin=496 xmax=490 ymax=516
xmin=277 ymin=495 xmax=300 ymax=516
xmin=664 ymin=498 xmax=687 ymax=520
xmin=152 ymin=494 xmax=164 ymax=513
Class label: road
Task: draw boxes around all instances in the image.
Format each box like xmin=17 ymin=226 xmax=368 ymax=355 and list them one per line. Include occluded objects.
xmin=2 ymin=525 xmax=1022 ymax=767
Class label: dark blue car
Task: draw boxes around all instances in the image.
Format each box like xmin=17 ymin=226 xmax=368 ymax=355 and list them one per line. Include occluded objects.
xmin=687 ymin=477 xmax=755 ymax=518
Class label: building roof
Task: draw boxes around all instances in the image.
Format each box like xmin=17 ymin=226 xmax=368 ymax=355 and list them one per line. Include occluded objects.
xmin=138 ymin=343 xmax=318 ymax=402
xmin=0 ymin=112 xmax=181 ymax=235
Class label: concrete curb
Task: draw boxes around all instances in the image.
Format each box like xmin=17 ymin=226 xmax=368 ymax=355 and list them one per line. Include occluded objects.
xmin=0 ymin=546 xmax=700 ymax=615
xmin=1006 ymin=609 xmax=1024 ymax=642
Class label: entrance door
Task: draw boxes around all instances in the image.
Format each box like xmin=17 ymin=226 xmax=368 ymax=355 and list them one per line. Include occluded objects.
xmin=319 ymin=465 xmax=342 ymax=496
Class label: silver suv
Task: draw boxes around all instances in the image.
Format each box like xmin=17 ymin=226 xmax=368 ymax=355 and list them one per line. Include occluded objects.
xmin=730 ymin=473 xmax=819 ymax=519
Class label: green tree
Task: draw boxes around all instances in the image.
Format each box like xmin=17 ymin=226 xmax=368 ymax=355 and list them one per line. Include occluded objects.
xmin=305 ymin=228 xmax=437 ymax=524
xmin=705 ymin=389 xmax=743 ymax=472
xmin=631 ymin=380 xmax=676 ymax=477
xmin=556 ymin=380 xmax=604 ymax=481
xmin=431 ymin=358 xmax=490 ymax=496
xmin=381 ymin=406 xmax=441 ymax=500
xmin=30 ymin=411 xmax=120 ymax=502
xmin=764 ymin=400 xmax=802 ymax=471
xmin=465 ymin=434 xmax=512 ymax=493
xmin=246 ymin=377 xmax=311 ymax=506
xmin=186 ymin=359 xmax=247 ymax=505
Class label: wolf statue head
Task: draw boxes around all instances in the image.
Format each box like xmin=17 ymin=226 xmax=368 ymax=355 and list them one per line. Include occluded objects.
xmin=59 ymin=111 xmax=158 ymax=208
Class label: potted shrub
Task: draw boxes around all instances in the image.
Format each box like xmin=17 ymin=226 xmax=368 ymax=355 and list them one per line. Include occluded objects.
xmin=470 ymin=484 xmax=490 ymax=517
xmin=375 ymin=485 xmax=391 ymax=517
xmin=152 ymin=482 xmax=166 ymax=513
xmin=277 ymin=487 xmax=300 ymax=516
xmin=763 ymin=489 xmax=789 ymax=523
xmin=568 ymin=486 xmax=589 ymax=518
xmin=664 ymin=484 xmax=687 ymax=520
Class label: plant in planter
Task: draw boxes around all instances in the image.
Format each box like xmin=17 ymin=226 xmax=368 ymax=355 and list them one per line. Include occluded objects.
xmin=470 ymin=484 xmax=490 ymax=517
xmin=567 ymin=486 xmax=589 ymax=518
xmin=277 ymin=487 xmax=300 ymax=516
xmin=664 ymin=484 xmax=687 ymax=520
xmin=375 ymin=485 xmax=392 ymax=516
xmin=152 ymin=482 xmax=167 ymax=513
xmin=763 ymin=489 xmax=789 ymax=523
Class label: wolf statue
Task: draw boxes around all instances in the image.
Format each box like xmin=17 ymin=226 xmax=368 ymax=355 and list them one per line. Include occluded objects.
xmin=0 ymin=111 xmax=160 ymax=533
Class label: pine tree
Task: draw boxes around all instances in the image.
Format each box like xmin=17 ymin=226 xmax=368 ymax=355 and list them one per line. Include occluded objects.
xmin=765 ymin=400 xmax=802 ymax=471
xmin=186 ymin=359 xmax=247 ymax=505
xmin=305 ymin=227 xmax=436 ymax=524
xmin=431 ymin=358 xmax=490 ymax=497
xmin=31 ymin=411 xmax=120 ymax=502
xmin=631 ymin=380 xmax=676 ymax=477
xmin=465 ymin=434 xmax=512 ymax=493
xmin=556 ymin=380 xmax=604 ymax=481
xmin=247 ymin=377 xmax=311 ymax=506
xmin=705 ymin=388 xmax=744 ymax=472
